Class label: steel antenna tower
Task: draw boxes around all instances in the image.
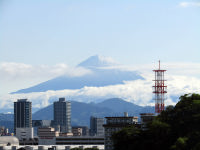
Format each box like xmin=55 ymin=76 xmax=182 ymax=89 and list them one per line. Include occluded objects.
xmin=153 ymin=61 xmax=167 ymax=114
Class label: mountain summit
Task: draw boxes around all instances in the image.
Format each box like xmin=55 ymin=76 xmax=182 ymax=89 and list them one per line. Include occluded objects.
xmin=13 ymin=55 xmax=143 ymax=93
xmin=78 ymin=55 xmax=119 ymax=68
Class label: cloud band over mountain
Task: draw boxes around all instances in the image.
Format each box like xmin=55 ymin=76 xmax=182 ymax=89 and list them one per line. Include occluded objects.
xmin=1 ymin=55 xmax=200 ymax=112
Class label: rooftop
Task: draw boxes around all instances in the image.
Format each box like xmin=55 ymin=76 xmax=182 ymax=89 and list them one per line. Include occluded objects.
xmin=105 ymin=116 xmax=138 ymax=119
xmin=59 ymin=97 xmax=65 ymax=102
xmin=0 ymin=136 xmax=19 ymax=146
xmin=17 ymin=99 xmax=28 ymax=102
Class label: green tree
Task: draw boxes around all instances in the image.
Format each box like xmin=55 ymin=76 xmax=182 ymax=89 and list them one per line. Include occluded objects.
xmin=112 ymin=93 xmax=200 ymax=150
xmin=112 ymin=126 xmax=142 ymax=150
xmin=170 ymin=137 xmax=188 ymax=150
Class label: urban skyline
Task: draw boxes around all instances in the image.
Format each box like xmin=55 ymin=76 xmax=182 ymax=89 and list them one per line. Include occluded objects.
xmin=0 ymin=55 xmax=199 ymax=112
xmin=0 ymin=1 xmax=199 ymax=149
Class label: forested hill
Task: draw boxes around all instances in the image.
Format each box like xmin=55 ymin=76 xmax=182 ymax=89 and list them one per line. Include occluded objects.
xmin=112 ymin=93 xmax=200 ymax=150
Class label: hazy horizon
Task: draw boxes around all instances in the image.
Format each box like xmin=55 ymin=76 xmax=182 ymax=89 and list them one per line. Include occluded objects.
xmin=0 ymin=0 xmax=199 ymax=109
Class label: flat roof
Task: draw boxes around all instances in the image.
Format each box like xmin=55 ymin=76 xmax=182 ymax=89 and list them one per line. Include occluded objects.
xmin=140 ymin=113 xmax=155 ymax=115
xmin=105 ymin=116 xmax=138 ymax=119
xmin=17 ymin=99 xmax=28 ymax=102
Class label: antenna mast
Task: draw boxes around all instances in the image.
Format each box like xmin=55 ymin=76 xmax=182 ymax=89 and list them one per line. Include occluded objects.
xmin=153 ymin=61 xmax=167 ymax=114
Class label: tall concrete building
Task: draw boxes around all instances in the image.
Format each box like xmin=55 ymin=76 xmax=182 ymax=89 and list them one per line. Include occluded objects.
xmin=54 ymin=98 xmax=71 ymax=133
xmin=90 ymin=116 xmax=104 ymax=136
xmin=14 ymin=99 xmax=32 ymax=133
xmin=103 ymin=113 xmax=138 ymax=150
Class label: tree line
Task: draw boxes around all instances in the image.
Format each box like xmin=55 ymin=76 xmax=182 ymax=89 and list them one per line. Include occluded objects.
xmin=112 ymin=93 xmax=200 ymax=150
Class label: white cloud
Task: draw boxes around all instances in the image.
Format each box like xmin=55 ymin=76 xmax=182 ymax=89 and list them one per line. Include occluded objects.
xmin=1 ymin=61 xmax=200 ymax=111
xmin=0 ymin=62 xmax=91 ymax=94
xmin=179 ymin=2 xmax=200 ymax=7
xmin=101 ymin=62 xmax=200 ymax=78
xmin=1 ymin=72 xmax=200 ymax=111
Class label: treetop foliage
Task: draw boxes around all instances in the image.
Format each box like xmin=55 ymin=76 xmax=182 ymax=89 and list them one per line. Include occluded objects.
xmin=112 ymin=93 xmax=200 ymax=150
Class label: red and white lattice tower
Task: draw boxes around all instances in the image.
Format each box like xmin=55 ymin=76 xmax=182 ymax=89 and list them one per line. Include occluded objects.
xmin=153 ymin=61 xmax=167 ymax=114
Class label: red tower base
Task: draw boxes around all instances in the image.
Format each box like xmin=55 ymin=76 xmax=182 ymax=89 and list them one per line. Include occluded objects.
xmin=155 ymin=103 xmax=165 ymax=114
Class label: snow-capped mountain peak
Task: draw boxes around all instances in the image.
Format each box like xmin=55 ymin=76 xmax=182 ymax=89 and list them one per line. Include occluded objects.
xmin=78 ymin=55 xmax=120 ymax=68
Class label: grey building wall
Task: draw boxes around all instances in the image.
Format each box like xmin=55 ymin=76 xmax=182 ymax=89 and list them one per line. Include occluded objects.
xmin=90 ymin=116 xmax=104 ymax=136
xmin=53 ymin=98 xmax=71 ymax=133
xmin=14 ymin=99 xmax=32 ymax=134
xmin=32 ymin=120 xmax=53 ymax=136
xmin=72 ymin=126 xmax=89 ymax=136
xmin=103 ymin=116 xmax=138 ymax=150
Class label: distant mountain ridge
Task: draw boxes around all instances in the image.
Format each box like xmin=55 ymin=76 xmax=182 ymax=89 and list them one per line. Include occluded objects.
xmin=0 ymin=98 xmax=154 ymax=129
xmin=97 ymin=98 xmax=154 ymax=115
xmin=0 ymin=113 xmax=14 ymax=133
xmin=32 ymin=98 xmax=154 ymax=126
xmin=13 ymin=55 xmax=143 ymax=94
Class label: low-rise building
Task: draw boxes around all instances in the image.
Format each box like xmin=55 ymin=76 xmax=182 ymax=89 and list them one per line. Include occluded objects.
xmin=0 ymin=126 xmax=9 ymax=136
xmin=38 ymin=127 xmax=59 ymax=145
xmin=72 ymin=127 xmax=82 ymax=136
xmin=103 ymin=113 xmax=138 ymax=150
xmin=55 ymin=136 xmax=104 ymax=145
xmin=16 ymin=128 xmax=34 ymax=141
xmin=38 ymin=130 xmax=104 ymax=148
xmin=72 ymin=126 xmax=89 ymax=136
xmin=0 ymin=136 xmax=19 ymax=146
xmin=59 ymin=132 xmax=73 ymax=137
xmin=32 ymin=120 xmax=53 ymax=136
xmin=140 ymin=113 xmax=155 ymax=130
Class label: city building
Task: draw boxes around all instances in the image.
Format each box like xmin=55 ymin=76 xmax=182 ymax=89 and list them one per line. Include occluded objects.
xmin=32 ymin=120 xmax=53 ymax=136
xmin=19 ymin=138 xmax=38 ymax=146
xmin=38 ymin=127 xmax=59 ymax=145
xmin=59 ymin=132 xmax=73 ymax=137
xmin=140 ymin=113 xmax=155 ymax=130
xmin=72 ymin=126 xmax=89 ymax=136
xmin=37 ymin=127 xmax=104 ymax=148
xmin=32 ymin=120 xmax=52 ymax=127
xmin=55 ymin=136 xmax=104 ymax=146
xmin=90 ymin=116 xmax=104 ymax=136
xmin=8 ymin=145 xmax=104 ymax=150
xmin=72 ymin=127 xmax=82 ymax=136
xmin=103 ymin=112 xmax=138 ymax=150
xmin=54 ymin=98 xmax=71 ymax=133
xmin=0 ymin=126 xmax=9 ymax=136
xmin=14 ymin=99 xmax=32 ymax=134
xmin=0 ymin=136 xmax=19 ymax=146
xmin=16 ymin=127 xmax=34 ymax=141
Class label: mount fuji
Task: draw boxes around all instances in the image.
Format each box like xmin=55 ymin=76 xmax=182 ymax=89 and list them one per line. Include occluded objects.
xmin=13 ymin=55 xmax=144 ymax=94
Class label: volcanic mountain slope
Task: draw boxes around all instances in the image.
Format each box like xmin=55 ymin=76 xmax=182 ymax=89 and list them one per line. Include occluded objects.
xmin=13 ymin=55 xmax=143 ymax=93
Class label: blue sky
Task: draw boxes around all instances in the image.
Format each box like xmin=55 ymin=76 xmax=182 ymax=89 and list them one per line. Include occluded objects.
xmin=0 ymin=0 xmax=199 ymax=66
xmin=0 ymin=0 xmax=200 ymax=102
